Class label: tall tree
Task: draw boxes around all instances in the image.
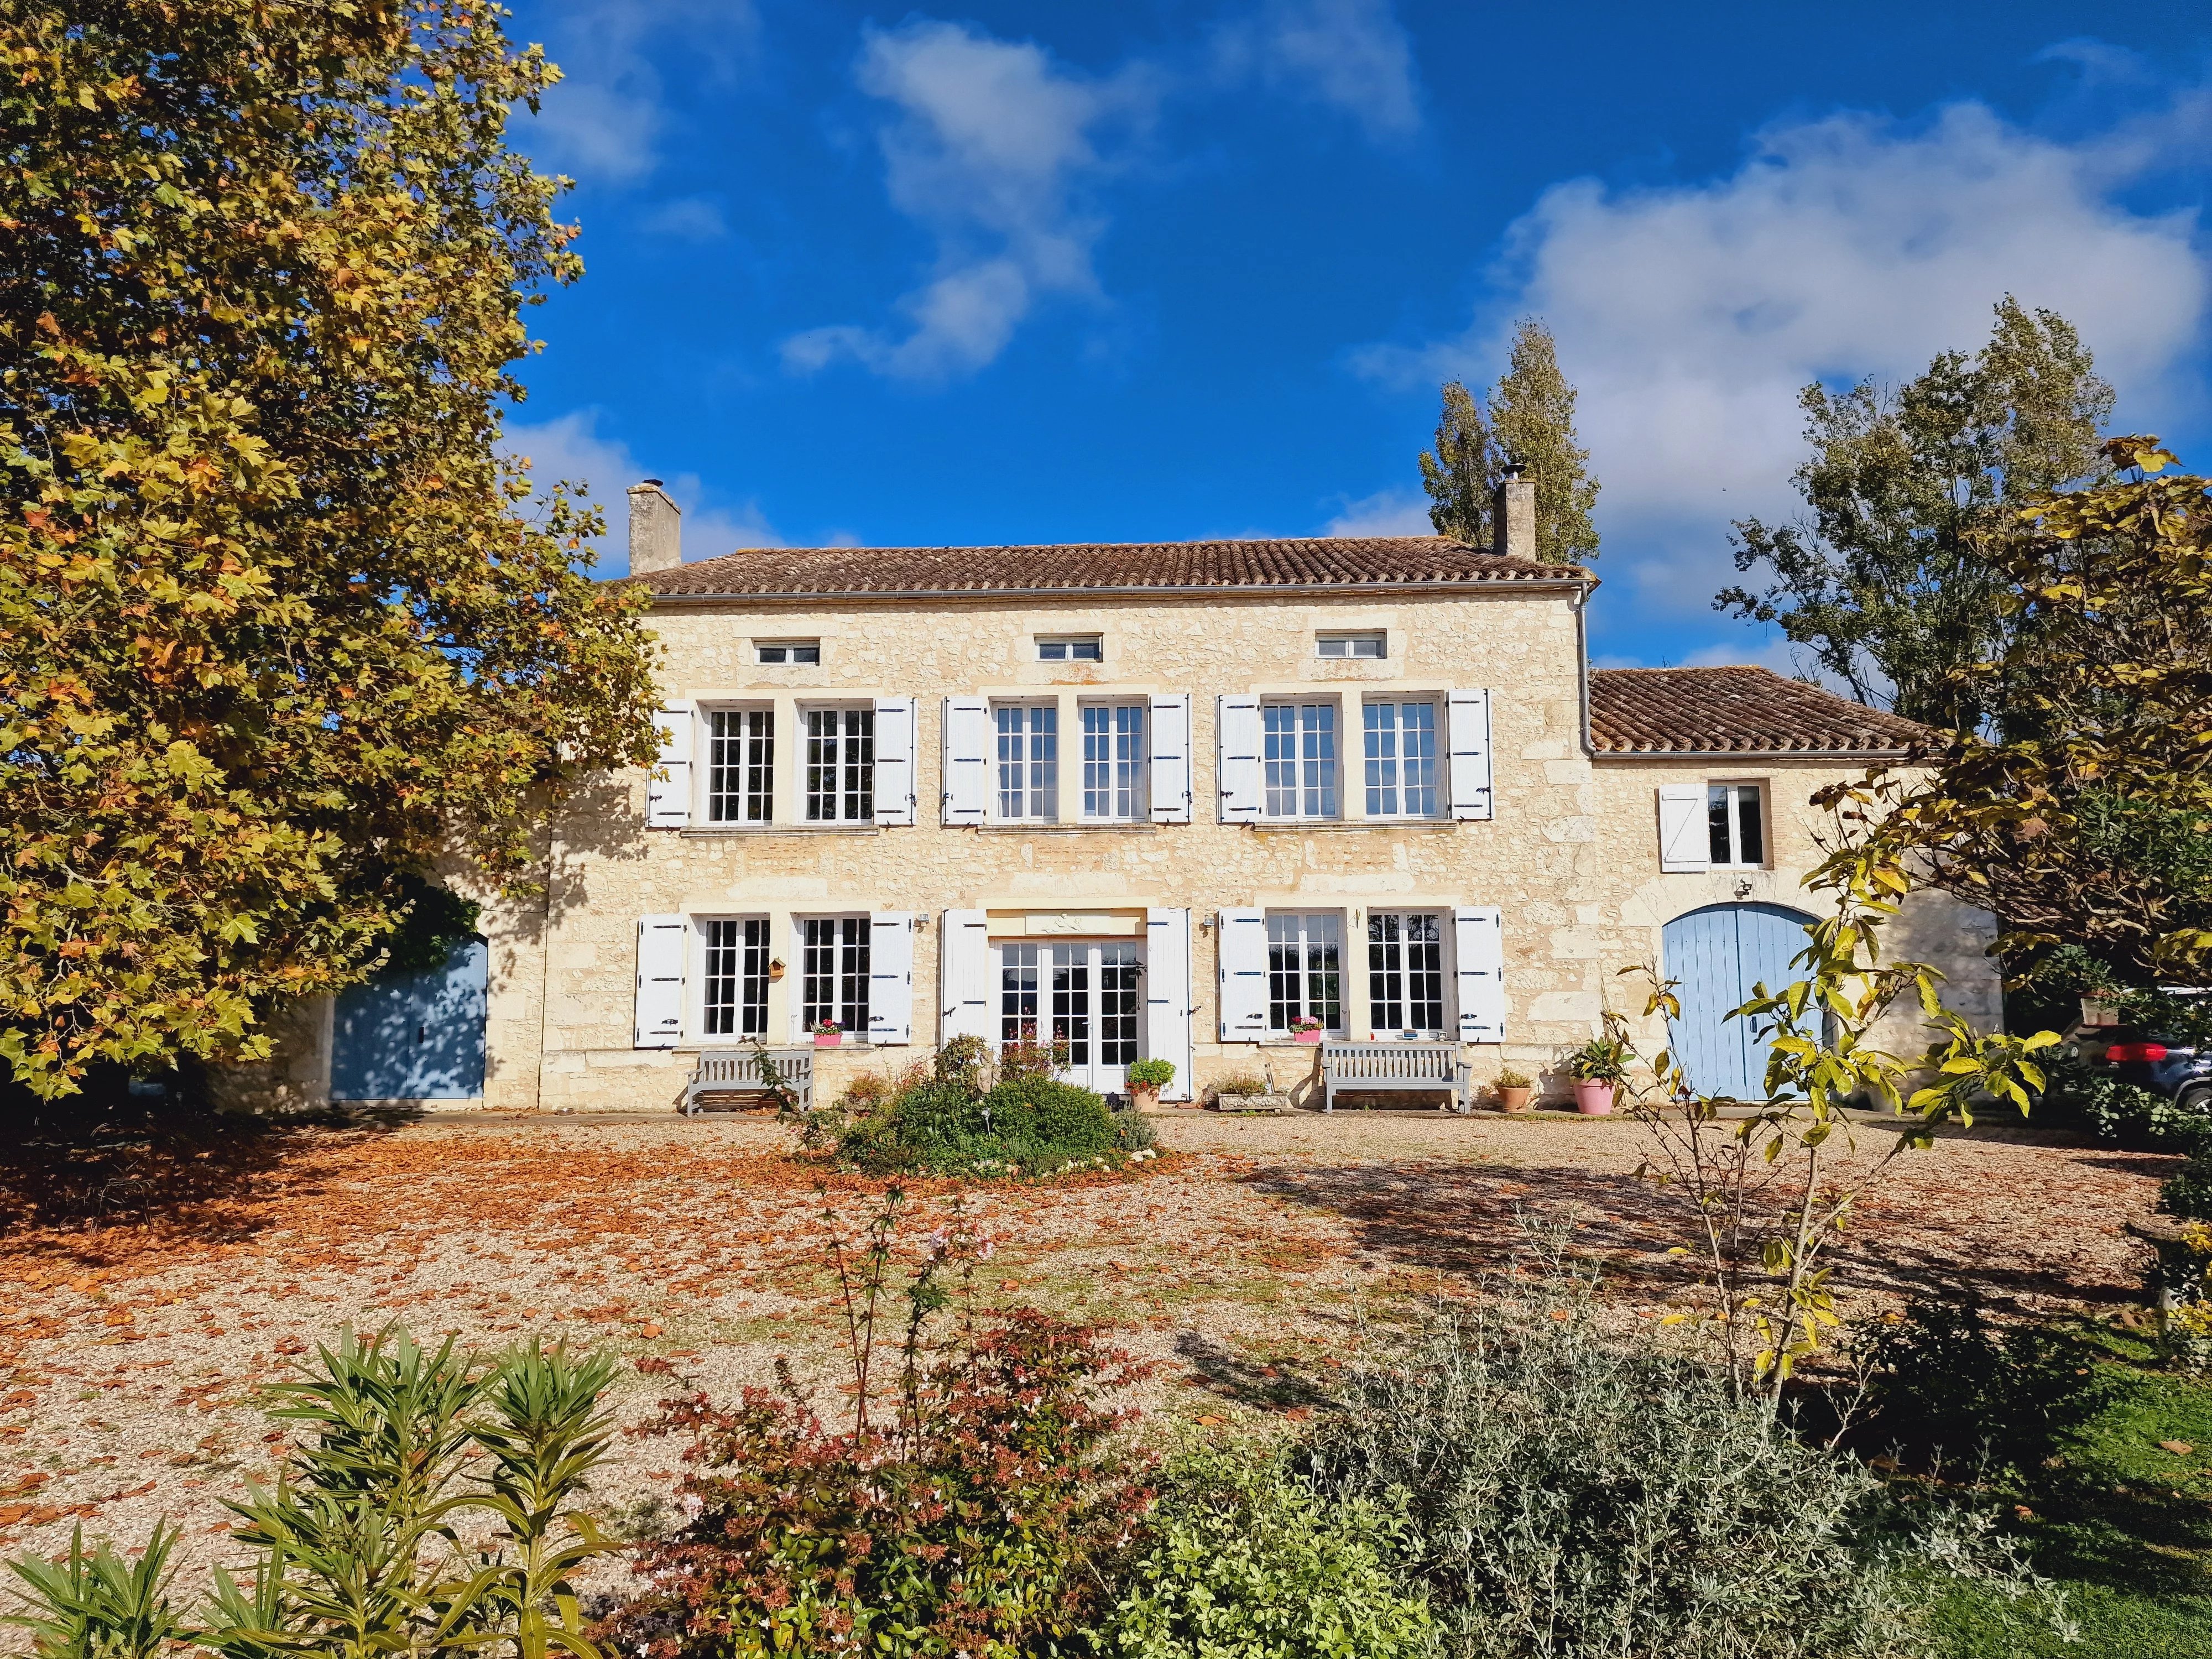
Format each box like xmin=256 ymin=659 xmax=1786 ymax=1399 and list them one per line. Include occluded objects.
xmin=1719 ymin=298 xmax=2114 ymax=732
xmin=0 ymin=1 xmax=661 ymax=1098
xmin=1417 ymin=319 xmax=1599 ymax=563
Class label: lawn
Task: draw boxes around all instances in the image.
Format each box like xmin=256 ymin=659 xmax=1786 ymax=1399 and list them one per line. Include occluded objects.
xmin=0 ymin=1105 xmax=2188 ymax=1623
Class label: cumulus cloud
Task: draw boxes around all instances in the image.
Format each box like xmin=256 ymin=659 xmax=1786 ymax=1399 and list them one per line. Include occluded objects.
xmin=637 ymin=196 xmax=731 ymax=241
xmin=782 ymin=21 xmax=1156 ymax=382
xmin=1213 ymin=0 xmax=1420 ymax=140
xmin=502 ymin=409 xmax=782 ymax=576
xmin=1353 ymin=91 xmax=2211 ymax=618
xmin=520 ymin=0 xmax=759 ymax=185
xmin=1320 ymin=486 xmax=1434 ymax=537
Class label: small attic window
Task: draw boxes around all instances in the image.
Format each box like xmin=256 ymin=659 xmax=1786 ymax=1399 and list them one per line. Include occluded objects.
xmin=757 ymin=640 xmax=820 ymax=665
xmin=1317 ymin=632 xmax=1385 ymax=660
xmin=1037 ymin=635 xmax=1102 ymax=661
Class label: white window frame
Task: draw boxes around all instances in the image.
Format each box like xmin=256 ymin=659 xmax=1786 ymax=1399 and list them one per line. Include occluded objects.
xmin=1366 ymin=910 xmax=1449 ymax=1039
xmin=755 ymin=640 xmax=821 ymax=665
xmin=1261 ymin=698 xmax=1339 ymax=820
xmin=992 ymin=701 xmax=1059 ymax=822
xmin=696 ymin=915 xmax=770 ymax=1039
xmin=703 ymin=706 xmax=775 ymax=824
xmin=795 ymin=914 xmax=870 ymax=1041
xmin=1361 ymin=696 xmax=1441 ymax=819
xmin=1317 ymin=632 xmax=1385 ymax=659
xmin=1036 ymin=634 xmax=1103 ymax=661
xmin=1080 ymin=700 xmax=1147 ymax=822
xmin=1708 ymin=781 xmax=1766 ymax=869
xmin=1266 ymin=911 xmax=1345 ymax=1035
xmin=802 ymin=705 xmax=875 ymax=823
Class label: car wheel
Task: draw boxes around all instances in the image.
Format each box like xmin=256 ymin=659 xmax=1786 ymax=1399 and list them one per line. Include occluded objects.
xmin=2180 ymin=1084 xmax=2212 ymax=1117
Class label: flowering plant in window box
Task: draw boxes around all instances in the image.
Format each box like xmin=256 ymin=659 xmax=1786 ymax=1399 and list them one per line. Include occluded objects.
xmin=1288 ymin=1016 xmax=1324 ymax=1044
xmin=810 ymin=1020 xmax=843 ymax=1047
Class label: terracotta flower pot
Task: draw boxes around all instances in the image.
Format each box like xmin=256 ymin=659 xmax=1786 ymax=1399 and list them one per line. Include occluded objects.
xmin=1573 ymin=1078 xmax=1616 ymax=1116
xmin=1130 ymin=1082 xmax=1161 ymax=1110
xmin=1496 ymin=1084 xmax=1533 ymax=1113
xmin=814 ymin=1032 xmax=842 ymax=1048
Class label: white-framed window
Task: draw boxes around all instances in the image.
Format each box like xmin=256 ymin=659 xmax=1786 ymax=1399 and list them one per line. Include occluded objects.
xmin=1037 ymin=635 xmax=1102 ymax=661
xmin=1267 ymin=912 xmax=1343 ymax=1034
xmin=1317 ymin=632 xmax=1385 ymax=659
xmin=804 ymin=707 xmax=874 ymax=822
xmin=1081 ymin=702 xmax=1146 ymax=821
xmin=700 ymin=917 xmax=770 ymax=1036
xmin=798 ymin=916 xmax=869 ymax=1037
xmin=1368 ymin=911 xmax=1446 ymax=1036
xmin=1262 ymin=701 xmax=1338 ymax=818
xmin=757 ymin=640 xmax=820 ymax=664
xmin=705 ymin=708 xmax=774 ymax=823
xmin=994 ymin=703 xmax=1058 ymax=821
xmin=999 ymin=940 xmax=1142 ymax=1089
xmin=1708 ymin=782 xmax=1766 ymax=868
xmin=1363 ymin=698 xmax=1439 ymax=817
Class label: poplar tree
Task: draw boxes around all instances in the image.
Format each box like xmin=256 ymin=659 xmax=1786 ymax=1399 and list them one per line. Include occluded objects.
xmin=0 ymin=1 xmax=661 ymax=1098
xmin=1417 ymin=319 xmax=1600 ymax=564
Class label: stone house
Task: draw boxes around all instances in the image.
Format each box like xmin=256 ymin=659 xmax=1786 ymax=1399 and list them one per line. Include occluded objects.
xmin=274 ymin=475 xmax=1997 ymax=1113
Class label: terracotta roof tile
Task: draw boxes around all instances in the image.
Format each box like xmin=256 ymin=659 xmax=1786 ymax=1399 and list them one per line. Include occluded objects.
xmin=1588 ymin=667 xmax=1933 ymax=757
xmin=637 ymin=536 xmax=1583 ymax=598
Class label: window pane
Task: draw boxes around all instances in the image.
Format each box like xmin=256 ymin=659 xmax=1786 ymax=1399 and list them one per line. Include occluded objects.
xmin=1099 ymin=945 xmax=1140 ymax=1064
xmin=801 ymin=916 xmax=869 ymax=1034
xmin=806 ymin=708 xmax=873 ymax=821
xmin=1399 ymin=701 xmax=1437 ymax=817
xmin=703 ymin=920 xmax=738 ymax=1036
xmin=1082 ymin=703 xmax=1145 ymax=820
xmin=1001 ymin=944 xmax=1040 ymax=1045
xmin=1038 ymin=640 xmax=1066 ymax=660
xmin=1369 ymin=911 xmax=1442 ymax=1034
xmin=997 ymin=705 xmax=1058 ymax=820
xmin=1269 ymin=912 xmax=1342 ymax=1032
xmin=1070 ymin=638 xmax=1102 ymax=660
xmin=1301 ymin=703 xmax=1337 ymax=818
xmin=1736 ymin=785 xmax=1764 ymax=865
xmin=708 ymin=709 xmax=774 ymax=823
xmin=1708 ymin=786 xmax=1733 ymax=865
xmin=1050 ymin=945 xmax=1090 ymax=1065
xmin=1363 ymin=702 xmax=1399 ymax=816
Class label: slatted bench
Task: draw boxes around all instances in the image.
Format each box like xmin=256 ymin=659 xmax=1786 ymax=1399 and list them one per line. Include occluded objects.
xmin=683 ymin=1047 xmax=815 ymax=1117
xmin=1321 ymin=1042 xmax=1470 ymax=1113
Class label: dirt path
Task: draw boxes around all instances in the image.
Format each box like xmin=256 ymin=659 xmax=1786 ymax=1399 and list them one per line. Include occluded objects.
xmin=0 ymin=1108 xmax=2172 ymax=1578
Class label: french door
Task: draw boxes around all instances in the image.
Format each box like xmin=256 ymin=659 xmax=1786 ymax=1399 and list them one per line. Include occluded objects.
xmin=998 ymin=941 xmax=1144 ymax=1092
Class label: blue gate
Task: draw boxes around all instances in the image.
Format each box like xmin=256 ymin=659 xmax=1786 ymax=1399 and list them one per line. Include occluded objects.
xmin=1661 ymin=903 xmax=1815 ymax=1101
xmin=330 ymin=939 xmax=488 ymax=1102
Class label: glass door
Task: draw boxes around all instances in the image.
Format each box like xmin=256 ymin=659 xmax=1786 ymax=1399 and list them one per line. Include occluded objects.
xmin=998 ymin=940 xmax=1145 ymax=1092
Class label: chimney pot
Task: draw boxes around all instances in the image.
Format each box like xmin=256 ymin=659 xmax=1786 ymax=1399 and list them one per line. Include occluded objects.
xmin=627 ymin=479 xmax=681 ymax=575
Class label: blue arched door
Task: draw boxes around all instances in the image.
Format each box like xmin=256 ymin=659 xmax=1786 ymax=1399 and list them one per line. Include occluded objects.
xmin=331 ymin=940 xmax=488 ymax=1102
xmin=1661 ymin=904 xmax=1814 ymax=1101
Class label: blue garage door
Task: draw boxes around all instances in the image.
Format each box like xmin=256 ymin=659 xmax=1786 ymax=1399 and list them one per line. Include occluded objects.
xmin=1661 ymin=904 xmax=1814 ymax=1101
xmin=331 ymin=940 xmax=488 ymax=1102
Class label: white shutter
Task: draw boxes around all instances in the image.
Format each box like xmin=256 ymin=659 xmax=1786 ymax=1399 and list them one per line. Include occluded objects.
xmin=1145 ymin=908 xmax=1193 ymax=1100
xmin=1148 ymin=692 xmax=1192 ymax=824
xmin=938 ymin=908 xmax=993 ymax=1045
xmin=633 ymin=915 xmax=687 ymax=1048
xmin=646 ymin=707 xmax=693 ymax=828
xmin=873 ymin=697 xmax=916 ymax=826
xmin=1446 ymin=688 xmax=1494 ymax=821
xmin=867 ymin=912 xmax=914 ymax=1044
xmin=1216 ymin=696 xmax=1261 ymax=822
xmin=1215 ymin=907 xmax=1270 ymax=1041
xmin=1658 ymin=783 xmax=1710 ymax=873
xmin=941 ymin=697 xmax=990 ymax=826
xmin=1453 ymin=906 xmax=1505 ymax=1043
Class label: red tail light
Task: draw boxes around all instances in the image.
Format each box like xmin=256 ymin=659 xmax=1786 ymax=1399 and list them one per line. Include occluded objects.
xmin=2105 ymin=1042 xmax=2169 ymax=1062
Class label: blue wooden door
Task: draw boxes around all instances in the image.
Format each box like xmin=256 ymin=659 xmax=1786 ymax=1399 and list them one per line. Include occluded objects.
xmin=1661 ymin=904 xmax=1814 ymax=1100
xmin=331 ymin=940 xmax=488 ymax=1102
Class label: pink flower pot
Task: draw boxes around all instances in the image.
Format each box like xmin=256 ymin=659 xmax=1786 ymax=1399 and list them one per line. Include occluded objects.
xmin=1573 ymin=1079 xmax=1616 ymax=1116
xmin=1293 ymin=1029 xmax=1322 ymax=1044
xmin=814 ymin=1033 xmax=842 ymax=1048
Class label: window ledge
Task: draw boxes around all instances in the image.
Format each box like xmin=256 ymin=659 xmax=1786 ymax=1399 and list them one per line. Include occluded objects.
xmin=1244 ymin=820 xmax=1456 ymax=833
xmin=679 ymin=823 xmax=883 ymax=837
xmin=972 ymin=823 xmax=1158 ymax=835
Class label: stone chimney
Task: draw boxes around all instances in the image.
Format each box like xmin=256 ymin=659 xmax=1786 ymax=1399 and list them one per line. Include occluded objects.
xmin=627 ymin=478 xmax=681 ymax=575
xmin=1493 ymin=463 xmax=1537 ymax=561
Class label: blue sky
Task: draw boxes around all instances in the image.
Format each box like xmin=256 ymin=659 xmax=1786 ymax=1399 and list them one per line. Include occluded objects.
xmin=501 ymin=0 xmax=2212 ymax=670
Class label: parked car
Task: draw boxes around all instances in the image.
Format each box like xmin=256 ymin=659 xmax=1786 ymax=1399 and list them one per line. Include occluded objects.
xmin=2083 ymin=1007 xmax=2212 ymax=1112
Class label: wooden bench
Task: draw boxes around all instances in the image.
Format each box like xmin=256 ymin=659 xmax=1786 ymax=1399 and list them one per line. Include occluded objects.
xmin=683 ymin=1047 xmax=815 ymax=1117
xmin=1321 ymin=1041 xmax=1470 ymax=1113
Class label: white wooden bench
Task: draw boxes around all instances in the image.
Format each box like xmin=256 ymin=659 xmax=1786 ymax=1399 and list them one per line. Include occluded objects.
xmin=1321 ymin=1042 xmax=1470 ymax=1113
xmin=683 ymin=1047 xmax=815 ymax=1117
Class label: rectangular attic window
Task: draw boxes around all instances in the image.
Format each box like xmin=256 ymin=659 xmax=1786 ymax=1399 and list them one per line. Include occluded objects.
xmin=1037 ymin=635 xmax=1103 ymax=661
xmin=1317 ymin=632 xmax=1385 ymax=659
xmin=757 ymin=640 xmax=821 ymax=665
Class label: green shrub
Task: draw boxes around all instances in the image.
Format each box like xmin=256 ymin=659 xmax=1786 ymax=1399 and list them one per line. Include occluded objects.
xmin=1855 ymin=1294 xmax=2113 ymax=1474
xmin=1100 ymin=1437 xmax=1435 ymax=1658
xmin=1310 ymin=1244 xmax=2060 ymax=1659
xmin=2069 ymin=1069 xmax=2212 ymax=1153
xmin=811 ymin=1058 xmax=1141 ymax=1178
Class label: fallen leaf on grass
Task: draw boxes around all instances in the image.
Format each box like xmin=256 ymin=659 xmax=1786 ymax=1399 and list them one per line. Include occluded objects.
xmin=2158 ymin=1440 xmax=2195 ymax=1456
xmin=1195 ymin=1415 xmax=1225 ymax=1427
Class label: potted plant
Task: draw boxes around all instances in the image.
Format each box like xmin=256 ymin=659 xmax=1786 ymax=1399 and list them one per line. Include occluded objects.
xmin=1562 ymin=1034 xmax=1630 ymax=1115
xmin=1289 ymin=1016 xmax=1323 ymax=1045
xmin=810 ymin=1019 xmax=843 ymax=1049
xmin=1494 ymin=1066 xmax=1535 ymax=1113
xmin=1125 ymin=1058 xmax=1175 ymax=1109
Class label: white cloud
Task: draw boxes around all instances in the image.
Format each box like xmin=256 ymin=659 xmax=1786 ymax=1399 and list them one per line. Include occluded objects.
xmin=782 ymin=20 xmax=1155 ymax=382
xmin=1320 ymin=486 xmax=1433 ymax=537
xmin=520 ymin=0 xmax=758 ymax=185
xmin=637 ymin=196 xmax=729 ymax=240
xmin=502 ymin=409 xmax=782 ymax=576
xmin=1213 ymin=0 xmax=1420 ymax=140
xmin=1353 ymin=91 xmax=2211 ymax=619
